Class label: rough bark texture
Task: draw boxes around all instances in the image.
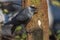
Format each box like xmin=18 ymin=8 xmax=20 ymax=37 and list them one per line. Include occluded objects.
xmin=25 ymin=0 xmax=49 ymax=40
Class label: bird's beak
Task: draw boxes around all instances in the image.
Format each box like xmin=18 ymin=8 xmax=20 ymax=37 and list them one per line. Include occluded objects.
xmin=33 ymin=8 xmax=37 ymax=14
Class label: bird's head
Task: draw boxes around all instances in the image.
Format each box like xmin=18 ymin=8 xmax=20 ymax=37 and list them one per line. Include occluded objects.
xmin=30 ymin=5 xmax=37 ymax=15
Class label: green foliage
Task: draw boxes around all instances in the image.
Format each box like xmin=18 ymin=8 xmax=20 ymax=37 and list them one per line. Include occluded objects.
xmin=56 ymin=30 xmax=60 ymax=39
xmin=15 ymin=33 xmax=27 ymax=40
xmin=3 ymin=9 xmax=9 ymax=14
xmin=15 ymin=35 xmax=21 ymax=40
xmin=22 ymin=33 xmax=27 ymax=39
xmin=14 ymin=25 xmax=27 ymax=40
xmin=57 ymin=30 xmax=60 ymax=34
xmin=51 ymin=0 xmax=60 ymax=7
xmin=15 ymin=26 xmax=22 ymax=32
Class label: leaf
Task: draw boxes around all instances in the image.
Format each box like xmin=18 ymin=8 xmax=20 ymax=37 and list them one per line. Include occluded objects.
xmin=51 ymin=0 xmax=60 ymax=6
xmin=15 ymin=26 xmax=22 ymax=31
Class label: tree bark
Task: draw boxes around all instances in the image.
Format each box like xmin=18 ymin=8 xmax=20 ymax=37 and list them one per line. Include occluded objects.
xmin=25 ymin=0 xmax=49 ymax=40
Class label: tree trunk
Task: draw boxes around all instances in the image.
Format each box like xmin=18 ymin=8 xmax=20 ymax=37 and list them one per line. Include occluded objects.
xmin=25 ymin=0 xmax=49 ymax=40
